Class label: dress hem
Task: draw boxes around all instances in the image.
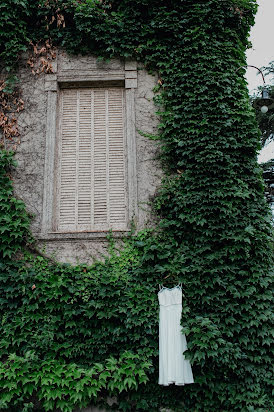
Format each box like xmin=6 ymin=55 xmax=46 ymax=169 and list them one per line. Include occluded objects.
xmin=159 ymin=381 xmax=194 ymax=386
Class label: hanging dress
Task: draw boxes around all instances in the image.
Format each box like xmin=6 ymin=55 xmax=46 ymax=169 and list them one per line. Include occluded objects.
xmin=158 ymin=285 xmax=194 ymax=386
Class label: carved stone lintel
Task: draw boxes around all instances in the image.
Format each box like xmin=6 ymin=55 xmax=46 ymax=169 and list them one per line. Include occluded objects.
xmin=125 ymin=60 xmax=137 ymax=71
xmin=45 ymin=81 xmax=58 ymax=91
xmin=125 ymin=71 xmax=137 ymax=79
xmin=125 ymin=78 xmax=137 ymax=89
xmin=45 ymin=74 xmax=57 ymax=81
xmin=50 ymin=59 xmax=58 ymax=73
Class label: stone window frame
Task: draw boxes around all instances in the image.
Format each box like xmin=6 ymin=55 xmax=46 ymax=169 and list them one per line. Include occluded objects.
xmin=40 ymin=58 xmax=138 ymax=241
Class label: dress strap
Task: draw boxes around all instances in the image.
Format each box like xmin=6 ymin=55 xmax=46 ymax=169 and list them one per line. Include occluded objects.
xmin=159 ymin=284 xmax=163 ymax=291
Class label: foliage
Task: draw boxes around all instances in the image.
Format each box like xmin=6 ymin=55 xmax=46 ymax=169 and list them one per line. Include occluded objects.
xmin=254 ymin=84 xmax=274 ymax=146
xmin=0 ymin=80 xmax=24 ymax=149
xmin=250 ymin=61 xmax=274 ymax=207
xmin=0 ymin=151 xmax=32 ymax=258
xmin=0 ymin=0 xmax=273 ymax=411
xmin=250 ymin=61 xmax=274 ymax=147
xmin=0 ymin=238 xmax=155 ymax=411
xmin=0 ymin=351 xmax=151 ymax=411
xmin=261 ymin=159 xmax=274 ymax=205
xmin=0 ymin=0 xmax=30 ymax=71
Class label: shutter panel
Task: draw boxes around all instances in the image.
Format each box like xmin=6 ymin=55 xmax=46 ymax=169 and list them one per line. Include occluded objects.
xmin=108 ymin=89 xmax=127 ymax=226
xmin=93 ymin=89 xmax=108 ymax=228
xmin=57 ymin=87 xmax=127 ymax=232
xmin=78 ymin=90 xmax=92 ymax=229
xmin=58 ymin=89 xmax=77 ymax=231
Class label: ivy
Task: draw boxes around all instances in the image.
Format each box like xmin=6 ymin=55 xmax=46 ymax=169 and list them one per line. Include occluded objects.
xmin=0 ymin=0 xmax=273 ymax=411
xmin=0 ymin=351 xmax=151 ymax=411
xmin=0 ymin=151 xmax=32 ymax=258
xmin=0 ymin=0 xmax=30 ymax=71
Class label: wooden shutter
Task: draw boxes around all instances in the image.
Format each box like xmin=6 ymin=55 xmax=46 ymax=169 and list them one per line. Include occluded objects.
xmin=108 ymin=89 xmax=127 ymax=226
xmin=93 ymin=89 xmax=108 ymax=227
xmin=58 ymin=89 xmax=78 ymax=231
xmin=57 ymin=88 xmax=127 ymax=232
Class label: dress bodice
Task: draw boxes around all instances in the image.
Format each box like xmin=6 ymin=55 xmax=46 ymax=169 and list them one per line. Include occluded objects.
xmin=158 ymin=286 xmax=182 ymax=307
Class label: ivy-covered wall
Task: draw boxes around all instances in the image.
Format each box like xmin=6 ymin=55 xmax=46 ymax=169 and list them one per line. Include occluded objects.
xmin=0 ymin=0 xmax=273 ymax=411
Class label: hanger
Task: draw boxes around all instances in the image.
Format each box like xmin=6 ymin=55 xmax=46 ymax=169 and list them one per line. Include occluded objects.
xmin=158 ymin=283 xmax=184 ymax=296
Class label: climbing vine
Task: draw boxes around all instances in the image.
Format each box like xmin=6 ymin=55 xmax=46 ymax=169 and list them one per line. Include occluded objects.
xmin=0 ymin=82 xmax=24 ymax=150
xmin=0 ymin=0 xmax=273 ymax=411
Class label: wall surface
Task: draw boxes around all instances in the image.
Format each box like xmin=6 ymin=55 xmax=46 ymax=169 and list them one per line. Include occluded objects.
xmin=12 ymin=50 xmax=161 ymax=264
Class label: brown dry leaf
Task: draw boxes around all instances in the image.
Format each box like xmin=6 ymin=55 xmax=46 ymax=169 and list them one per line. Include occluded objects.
xmin=46 ymin=64 xmax=53 ymax=73
xmin=27 ymin=59 xmax=34 ymax=68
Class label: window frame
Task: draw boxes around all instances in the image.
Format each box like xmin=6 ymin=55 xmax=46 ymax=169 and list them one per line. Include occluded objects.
xmin=40 ymin=57 xmax=138 ymax=240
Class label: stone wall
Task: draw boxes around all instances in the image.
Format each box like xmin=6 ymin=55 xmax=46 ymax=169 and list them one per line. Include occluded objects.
xmin=12 ymin=50 xmax=161 ymax=264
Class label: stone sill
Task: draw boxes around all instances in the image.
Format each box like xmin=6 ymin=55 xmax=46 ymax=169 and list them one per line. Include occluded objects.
xmin=35 ymin=231 xmax=130 ymax=241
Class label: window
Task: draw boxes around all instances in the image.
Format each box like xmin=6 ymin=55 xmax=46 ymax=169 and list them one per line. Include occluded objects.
xmin=55 ymin=87 xmax=128 ymax=232
xmin=41 ymin=57 xmax=138 ymax=239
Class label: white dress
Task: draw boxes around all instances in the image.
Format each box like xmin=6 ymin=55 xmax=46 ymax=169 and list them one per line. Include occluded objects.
xmin=158 ymin=286 xmax=194 ymax=386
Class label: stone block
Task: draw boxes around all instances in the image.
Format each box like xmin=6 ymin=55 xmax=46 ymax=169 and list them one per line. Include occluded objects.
xmin=125 ymin=60 xmax=137 ymax=70
xmin=125 ymin=78 xmax=137 ymax=88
